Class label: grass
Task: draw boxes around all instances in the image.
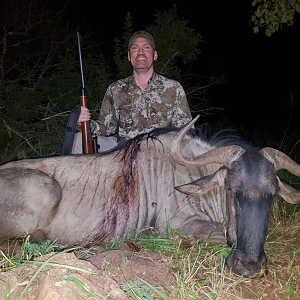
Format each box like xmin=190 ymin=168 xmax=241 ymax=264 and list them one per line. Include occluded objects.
xmin=0 ymin=199 xmax=299 ymax=299
xmin=163 ymin=202 xmax=300 ymax=300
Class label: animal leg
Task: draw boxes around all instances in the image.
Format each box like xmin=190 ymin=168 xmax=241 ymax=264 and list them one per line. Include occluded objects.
xmin=0 ymin=168 xmax=62 ymax=241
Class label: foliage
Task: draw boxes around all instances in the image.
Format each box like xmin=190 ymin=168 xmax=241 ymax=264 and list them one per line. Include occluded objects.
xmin=123 ymin=280 xmax=155 ymax=300
xmin=147 ymin=5 xmax=203 ymax=78
xmin=100 ymin=234 xmax=176 ymax=253
xmin=113 ymin=12 xmax=134 ymax=78
xmin=0 ymin=0 xmax=77 ymax=161
xmin=19 ymin=236 xmax=70 ymax=261
xmin=0 ymin=0 xmax=112 ymax=162
xmin=251 ymin=0 xmax=300 ymax=36
xmin=0 ymin=2 xmax=204 ymax=163
xmin=63 ymin=275 xmax=104 ymax=299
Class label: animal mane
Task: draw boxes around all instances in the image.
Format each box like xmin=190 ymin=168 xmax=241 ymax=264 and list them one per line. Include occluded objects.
xmin=100 ymin=125 xmax=250 ymax=160
xmin=192 ymin=126 xmax=249 ymax=148
xmin=100 ymin=128 xmax=171 ymax=160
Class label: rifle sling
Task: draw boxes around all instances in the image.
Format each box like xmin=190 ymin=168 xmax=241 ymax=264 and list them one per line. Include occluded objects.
xmin=62 ymin=105 xmax=81 ymax=155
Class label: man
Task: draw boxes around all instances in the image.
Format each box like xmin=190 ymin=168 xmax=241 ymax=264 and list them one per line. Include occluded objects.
xmin=75 ymin=30 xmax=192 ymax=152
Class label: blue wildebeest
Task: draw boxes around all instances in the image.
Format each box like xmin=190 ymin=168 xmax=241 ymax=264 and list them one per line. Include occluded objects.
xmin=0 ymin=117 xmax=300 ymax=278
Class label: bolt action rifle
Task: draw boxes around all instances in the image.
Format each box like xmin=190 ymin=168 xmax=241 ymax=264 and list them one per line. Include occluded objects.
xmin=62 ymin=33 xmax=99 ymax=155
xmin=77 ymin=32 xmax=99 ymax=154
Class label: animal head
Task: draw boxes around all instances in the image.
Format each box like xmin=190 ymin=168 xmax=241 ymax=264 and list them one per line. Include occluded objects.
xmin=170 ymin=116 xmax=300 ymax=278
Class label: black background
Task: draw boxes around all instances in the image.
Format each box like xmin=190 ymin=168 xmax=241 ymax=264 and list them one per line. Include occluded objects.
xmin=68 ymin=1 xmax=300 ymax=135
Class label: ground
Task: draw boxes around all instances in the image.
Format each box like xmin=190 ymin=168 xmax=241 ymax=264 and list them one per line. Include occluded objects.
xmin=0 ymin=235 xmax=299 ymax=299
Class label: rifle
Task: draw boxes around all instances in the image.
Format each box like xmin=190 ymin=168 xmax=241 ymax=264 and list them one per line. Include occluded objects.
xmin=77 ymin=32 xmax=98 ymax=154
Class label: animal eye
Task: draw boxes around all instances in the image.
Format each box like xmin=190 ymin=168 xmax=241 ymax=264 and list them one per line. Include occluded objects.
xmin=227 ymin=186 xmax=231 ymax=190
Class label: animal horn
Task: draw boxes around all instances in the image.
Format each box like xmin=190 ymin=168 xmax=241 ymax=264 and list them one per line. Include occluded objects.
xmin=169 ymin=116 xmax=245 ymax=167
xmin=260 ymin=147 xmax=300 ymax=177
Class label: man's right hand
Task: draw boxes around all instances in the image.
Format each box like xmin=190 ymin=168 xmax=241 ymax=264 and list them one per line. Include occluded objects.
xmin=78 ymin=106 xmax=91 ymax=124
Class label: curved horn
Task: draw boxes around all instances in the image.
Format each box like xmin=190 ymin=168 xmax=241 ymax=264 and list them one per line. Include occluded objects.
xmin=170 ymin=116 xmax=245 ymax=167
xmin=260 ymin=147 xmax=300 ymax=177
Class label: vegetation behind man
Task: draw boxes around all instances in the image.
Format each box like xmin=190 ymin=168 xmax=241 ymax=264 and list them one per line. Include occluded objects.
xmin=0 ymin=1 xmax=205 ymax=164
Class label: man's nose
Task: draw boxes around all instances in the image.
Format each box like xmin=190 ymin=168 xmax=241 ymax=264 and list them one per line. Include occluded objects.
xmin=137 ymin=47 xmax=145 ymax=54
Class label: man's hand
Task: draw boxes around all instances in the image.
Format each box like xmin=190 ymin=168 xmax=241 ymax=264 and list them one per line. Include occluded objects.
xmin=78 ymin=106 xmax=91 ymax=123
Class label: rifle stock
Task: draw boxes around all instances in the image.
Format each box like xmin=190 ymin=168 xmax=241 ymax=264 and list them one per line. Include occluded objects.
xmin=77 ymin=32 xmax=94 ymax=154
xmin=80 ymin=91 xmax=93 ymax=154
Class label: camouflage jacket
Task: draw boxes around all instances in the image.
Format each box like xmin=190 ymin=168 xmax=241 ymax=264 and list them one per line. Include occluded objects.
xmin=92 ymin=72 xmax=192 ymax=142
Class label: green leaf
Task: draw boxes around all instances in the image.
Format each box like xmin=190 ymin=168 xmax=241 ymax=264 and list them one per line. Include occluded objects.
xmin=253 ymin=26 xmax=260 ymax=33
xmin=265 ymin=29 xmax=272 ymax=37
xmin=136 ymin=277 xmax=170 ymax=300
xmin=255 ymin=10 xmax=263 ymax=17
xmin=63 ymin=275 xmax=104 ymax=299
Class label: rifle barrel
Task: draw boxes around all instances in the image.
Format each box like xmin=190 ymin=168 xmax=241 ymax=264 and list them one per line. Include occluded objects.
xmin=77 ymin=32 xmax=94 ymax=154
xmin=77 ymin=32 xmax=85 ymax=89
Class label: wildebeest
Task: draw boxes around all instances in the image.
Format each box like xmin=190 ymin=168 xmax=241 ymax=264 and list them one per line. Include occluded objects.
xmin=0 ymin=116 xmax=300 ymax=278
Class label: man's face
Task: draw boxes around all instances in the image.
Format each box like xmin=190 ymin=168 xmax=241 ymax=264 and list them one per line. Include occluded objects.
xmin=128 ymin=37 xmax=157 ymax=72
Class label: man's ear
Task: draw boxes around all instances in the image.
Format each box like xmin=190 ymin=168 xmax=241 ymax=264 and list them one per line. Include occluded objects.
xmin=128 ymin=51 xmax=131 ymax=61
xmin=154 ymin=51 xmax=158 ymax=61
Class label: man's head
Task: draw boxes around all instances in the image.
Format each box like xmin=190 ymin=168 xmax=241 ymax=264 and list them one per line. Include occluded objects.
xmin=128 ymin=30 xmax=155 ymax=50
xmin=128 ymin=30 xmax=158 ymax=74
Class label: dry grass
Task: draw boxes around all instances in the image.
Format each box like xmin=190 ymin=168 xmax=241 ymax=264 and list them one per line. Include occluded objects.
xmin=0 ymin=198 xmax=299 ymax=299
xmin=163 ymin=234 xmax=299 ymax=299
xmin=161 ymin=199 xmax=300 ymax=300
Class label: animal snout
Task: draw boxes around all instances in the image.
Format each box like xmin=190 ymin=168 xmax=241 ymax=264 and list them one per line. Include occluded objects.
xmin=225 ymin=251 xmax=267 ymax=278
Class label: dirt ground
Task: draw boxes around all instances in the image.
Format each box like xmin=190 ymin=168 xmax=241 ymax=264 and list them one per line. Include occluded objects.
xmin=0 ymin=242 xmax=177 ymax=299
xmin=0 ymin=240 xmax=299 ymax=299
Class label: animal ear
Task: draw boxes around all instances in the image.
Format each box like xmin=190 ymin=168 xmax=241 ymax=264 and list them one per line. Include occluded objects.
xmin=175 ymin=168 xmax=227 ymax=196
xmin=276 ymin=175 xmax=300 ymax=204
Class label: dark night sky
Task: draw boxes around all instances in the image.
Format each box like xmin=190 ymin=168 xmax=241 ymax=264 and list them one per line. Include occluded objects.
xmin=68 ymin=1 xmax=300 ymax=135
